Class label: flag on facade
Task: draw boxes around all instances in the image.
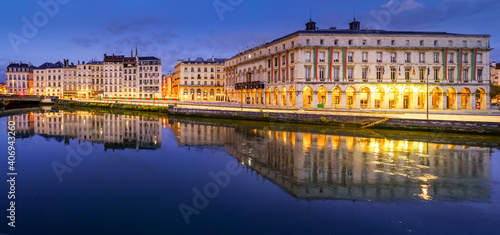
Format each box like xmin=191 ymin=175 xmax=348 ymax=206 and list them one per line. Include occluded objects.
xmin=412 ymin=67 xmax=415 ymax=76
xmin=427 ymin=66 xmax=430 ymax=78
xmin=382 ymin=67 xmax=385 ymax=75
xmin=398 ymin=67 xmax=401 ymax=77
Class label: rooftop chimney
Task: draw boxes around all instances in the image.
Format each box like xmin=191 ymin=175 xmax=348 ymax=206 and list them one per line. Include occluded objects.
xmin=306 ymin=19 xmax=317 ymax=30
xmin=349 ymin=18 xmax=360 ymax=30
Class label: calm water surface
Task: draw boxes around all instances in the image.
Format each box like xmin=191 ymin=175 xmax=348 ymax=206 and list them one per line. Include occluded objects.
xmin=1 ymin=109 xmax=499 ymax=235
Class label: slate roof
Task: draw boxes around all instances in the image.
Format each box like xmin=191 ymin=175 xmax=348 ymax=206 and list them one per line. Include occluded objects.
xmin=139 ymin=56 xmax=160 ymax=61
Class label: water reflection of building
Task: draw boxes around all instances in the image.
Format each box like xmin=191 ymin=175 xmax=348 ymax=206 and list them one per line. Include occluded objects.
xmin=10 ymin=111 xmax=162 ymax=150
xmin=171 ymin=121 xmax=492 ymax=201
xmin=7 ymin=113 xmax=35 ymax=138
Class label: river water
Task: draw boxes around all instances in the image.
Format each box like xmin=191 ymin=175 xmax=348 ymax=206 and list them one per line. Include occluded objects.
xmin=1 ymin=108 xmax=499 ymax=234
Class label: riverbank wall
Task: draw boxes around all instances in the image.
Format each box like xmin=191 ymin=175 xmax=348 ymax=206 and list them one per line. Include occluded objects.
xmin=54 ymin=100 xmax=500 ymax=135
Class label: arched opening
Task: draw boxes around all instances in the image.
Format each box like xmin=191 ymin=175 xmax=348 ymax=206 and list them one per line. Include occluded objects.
xmin=258 ymin=89 xmax=263 ymax=105
xmin=403 ymin=88 xmax=413 ymax=109
xmin=417 ymin=88 xmax=425 ymax=109
xmin=266 ymin=88 xmax=271 ymax=105
xmin=317 ymin=86 xmax=327 ymax=108
xmin=431 ymin=87 xmax=443 ymax=110
xmin=183 ymin=89 xmax=188 ymax=101
xmin=190 ymin=89 xmax=195 ymax=101
xmin=461 ymin=88 xmax=471 ymax=110
xmin=289 ymin=87 xmax=296 ymax=108
xmin=346 ymin=87 xmax=356 ymax=109
xmin=210 ymin=89 xmax=215 ymax=101
xmin=475 ymin=88 xmax=487 ymax=110
xmin=389 ymin=87 xmax=399 ymax=109
xmin=273 ymin=88 xmax=279 ymax=106
xmin=360 ymin=87 xmax=370 ymax=109
xmin=446 ymin=88 xmax=457 ymax=110
xmin=374 ymin=87 xmax=385 ymax=109
xmin=332 ymin=87 xmax=342 ymax=109
xmin=197 ymin=89 xmax=202 ymax=100
xmin=303 ymin=86 xmax=313 ymax=109
xmin=281 ymin=87 xmax=287 ymax=107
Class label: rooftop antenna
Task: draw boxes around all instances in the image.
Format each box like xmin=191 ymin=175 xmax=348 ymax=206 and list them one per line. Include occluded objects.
xmin=309 ymin=4 xmax=312 ymax=20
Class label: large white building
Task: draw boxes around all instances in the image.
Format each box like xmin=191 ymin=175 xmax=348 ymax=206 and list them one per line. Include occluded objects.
xmin=5 ymin=62 xmax=35 ymax=95
xmin=224 ymin=19 xmax=491 ymax=110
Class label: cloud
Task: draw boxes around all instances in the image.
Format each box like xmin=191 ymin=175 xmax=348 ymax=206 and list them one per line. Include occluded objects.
xmin=365 ymin=0 xmax=500 ymax=30
xmin=70 ymin=36 xmax=102 ymax=48
xmin=381 ymin=0 xmax=424 ymax=12
xmin=106 ymin=17 xmax=160 ymax=35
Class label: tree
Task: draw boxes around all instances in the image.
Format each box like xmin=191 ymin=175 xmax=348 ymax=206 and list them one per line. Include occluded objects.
xmin=491 ymin=85 xmax=500 ymax=99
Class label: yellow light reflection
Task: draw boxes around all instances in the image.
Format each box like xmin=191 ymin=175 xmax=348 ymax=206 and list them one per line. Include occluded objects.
xmin=418 ymin=184 xmax=432 ymax=201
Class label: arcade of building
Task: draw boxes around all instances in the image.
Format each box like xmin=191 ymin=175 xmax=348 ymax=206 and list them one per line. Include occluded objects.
xmin=224 ymin=20 xmax=491 ymax=110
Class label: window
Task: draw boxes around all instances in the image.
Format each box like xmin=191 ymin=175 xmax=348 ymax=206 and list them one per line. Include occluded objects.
xmin=305 ymin=52 xmax=311 ymax=62
xmin=348 ymin=68 xmax=353 ymax=80
xmin=291 ymin=41 xmax=295 ymax=47
xmin=334 ymin=52 xmax=339 ymax=62
xmin=434 ymin=40 xmax=438 ymax=46
xmin=478 ymin=41 xmax=482 ymax=47
xmin=334 ymin=40 xmax=338 ymax=45
xmin=463 ymin=53 xmax=468 ymax=63
xmin=391 ymin=68 xmax=396 ymax=80
xmin=391 ymin=40 xmax=395 ymax=46
xmin=434 ymin=53 xmax=439 ymax=63
xmin=320 ymin=39 xmax=324 ymax=45
xmin=347 ymin=53 xmax=353 ymax=62
xmin=274 ymin=57 xmax=278 ymax=66
xmin=333 ymin=68 xmax=339 ymax=80
xmin=463 ymin=69 xmax=469 ymax=82
xmin=377 ymin=40 xmax=381 ymax=46
xmin=319 ymin=52 xmax=325 ymax=62
xmin=282 ymin=69 xmax=286 ymax=82
xmin=376 ymin=68 xmax=382 ymax=80
xmin=267 ymin=59 xmax=271 ymax=68
xmin=319 ymin=68 xmax=325 ymax=80
xmin=305 ymin=67 xmax=311 ymax=80
xmin=405 ymin=68 xmax=410 ymax=80
xmin=448 ymin=68 xmax=454 ymax=81
xmin=290 ymin=68 xmax=294 ymax=81
xmin=362 ymin=52 xmax=367 ymax=62
xmin=405 ymin=40 xmax=410 ymax=46
xmin=463 ymin=40 xmax=467 ymax=47
xmin=434 ymin=68 xmax=439 ymax=81
xmin=362 ymin=40 xmax=366 ymax=45
xmin=477 ymin=54 xmax=482 ymax=63
xmin=348 ymin=40 xmax=352 ymax=45
xmin=419 ymin=53 xmax=425 ymax=63
xmin=405 ymin=53 xmax=411 ymax=63
xmin=306 ymin=39 xmax=310 ymax=45
xmin=477 ymin=68 xmax=483 ymax=81
xmin=362 ymin=68 xmax=367 ymax=80
xmin=376 ymin=52 xmax=382 ymax=62
xmin=391 ymin=53 xmax=396 ymax=63
xmin=449 ymin=40 xmax=453 ymax=46
xmin=419 ymin=68 xmax=425 ymax=81
xmin=282 ymin=55 xmax=286 ymax=65
xmin=274 ymin=71 xmax=278 ymax=83
xmin=448 ymin=53 xmax=454 ymax=63
xmin=291 ymin=53 xmax=295 ymax=63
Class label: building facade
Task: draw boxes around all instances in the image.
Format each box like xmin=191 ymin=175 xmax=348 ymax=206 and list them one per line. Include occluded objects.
xmin=225 ymin=19 xmax=491 ymax=110
xmin=490 ymin=62 xmax=500 ymax=86
xmin=172 ymin=57 xmax=226 ymax=102
xmin=5 ymin=62 xmax=35 ymax=95
xmin=10 ymin=49 xmax=162 ymax=98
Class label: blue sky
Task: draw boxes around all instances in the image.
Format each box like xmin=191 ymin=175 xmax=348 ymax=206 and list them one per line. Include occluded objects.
xmin=1 ymin=0 xmax=499 ymax=82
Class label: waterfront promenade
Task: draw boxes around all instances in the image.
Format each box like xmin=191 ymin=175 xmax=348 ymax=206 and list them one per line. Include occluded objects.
xmin=61 ymin=98 xmax=500 ymax=123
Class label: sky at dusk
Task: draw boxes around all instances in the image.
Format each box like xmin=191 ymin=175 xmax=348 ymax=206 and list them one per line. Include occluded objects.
xmin=1 ymin=0 xmax=499 ymax=83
